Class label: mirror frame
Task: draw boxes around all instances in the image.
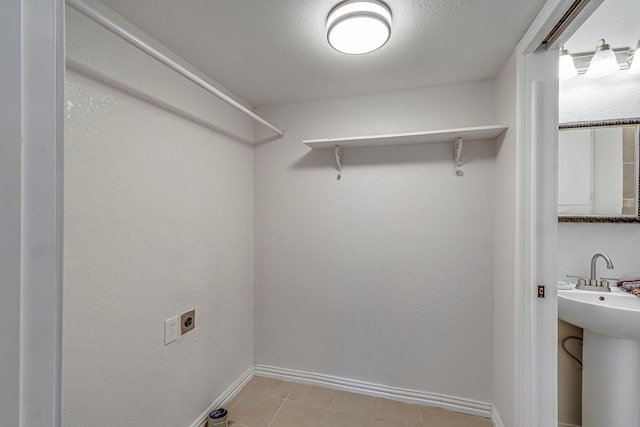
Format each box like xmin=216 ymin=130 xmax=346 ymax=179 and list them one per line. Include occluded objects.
xmin=558 ymin=118 xmax=640 ymax=223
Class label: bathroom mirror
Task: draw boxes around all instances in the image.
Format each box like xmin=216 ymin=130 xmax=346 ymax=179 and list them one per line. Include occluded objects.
xmin=558 ymin=119 xmax=640 ymax=223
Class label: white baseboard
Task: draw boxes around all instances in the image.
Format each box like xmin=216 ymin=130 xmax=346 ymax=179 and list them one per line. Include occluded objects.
xmin=189 ymin=366 xmax=254 ymax=427
xmin=492 ymin=406 xmax=504 ymax=427
xmin=253 ymin=364 xmax=492 ymax=419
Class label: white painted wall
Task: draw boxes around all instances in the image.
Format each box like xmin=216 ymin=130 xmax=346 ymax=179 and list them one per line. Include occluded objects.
xmin=253 ymin=80 xmax=496 ymax=403
xmin=492 ymin=51 xmax=518 ymax=427
xmin=63 ymin=4 xmax=255 ymax=426
xmin=558 ymin=224 xmax=640 ymax=281
xmin=559 ymin=72 xmax=640 ymax=123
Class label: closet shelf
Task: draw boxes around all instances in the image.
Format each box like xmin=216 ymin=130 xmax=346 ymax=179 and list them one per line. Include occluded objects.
xmin=304 ymin=125 xmax=508 ymax=178
xmin=303 ymin=125 xmax=508 ymax=149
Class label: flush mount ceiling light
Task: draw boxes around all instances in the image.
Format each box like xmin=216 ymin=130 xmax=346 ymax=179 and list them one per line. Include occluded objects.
xmin=327 ymin=0 xmax=392 ymax=55
xmin=585 ymin=39 xmax=620 ymax=79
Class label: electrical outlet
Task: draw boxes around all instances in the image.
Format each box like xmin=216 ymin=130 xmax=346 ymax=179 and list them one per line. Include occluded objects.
xmin=181 ymin=309 xmax=195 ymax=335
xmin=164 ymin=316 xmax=179 ymax=345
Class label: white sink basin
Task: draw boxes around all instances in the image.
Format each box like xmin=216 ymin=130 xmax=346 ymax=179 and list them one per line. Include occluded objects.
xmin=558 ymin=288 xmax=640 ymax=340
xmin=559 ymin=287 xmax=640 ymax=427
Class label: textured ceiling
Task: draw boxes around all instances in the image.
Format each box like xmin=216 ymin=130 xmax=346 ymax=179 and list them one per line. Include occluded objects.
xmin=565 ymin=0 xmax=639 ymax=54
xmin=99 ymin=0 xmax=547 ymax=107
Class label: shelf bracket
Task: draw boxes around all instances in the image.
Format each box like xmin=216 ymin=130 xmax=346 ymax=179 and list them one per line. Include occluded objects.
xmin=453 ymin=137 xmax=464 ymax=176
xmin=335 ymin=145 xmax=343 ymax=180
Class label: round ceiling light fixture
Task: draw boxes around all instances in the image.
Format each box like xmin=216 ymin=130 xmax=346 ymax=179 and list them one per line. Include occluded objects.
xmin=327 ymin=0 xmax=392 ymax=55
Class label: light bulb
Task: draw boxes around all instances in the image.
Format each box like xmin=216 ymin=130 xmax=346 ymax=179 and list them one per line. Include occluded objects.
xmin=559 ymin=47 xmax=578 ymax=80
xmin=327 ymin=1 xmax=392 ymax=55
xmin=585 ymin=39 xmax=620 ymax=79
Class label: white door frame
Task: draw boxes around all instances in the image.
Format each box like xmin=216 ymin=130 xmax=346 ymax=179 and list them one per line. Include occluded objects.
xmin=516 ymin=3 xmax=562 ymax=427
xmin=514 ymin=0 xmax=603 ymax=425
xmin=1 ymin=1 xmax=24 ymax=424
xmin=0 ymin=0 xmax=65 ymax=426
xmin=516 ymin=48 xmax=559 ymax=427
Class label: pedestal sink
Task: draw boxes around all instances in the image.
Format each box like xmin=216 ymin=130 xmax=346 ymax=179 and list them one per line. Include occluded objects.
xmin=558 ymin=288 xmax=640 ymax=427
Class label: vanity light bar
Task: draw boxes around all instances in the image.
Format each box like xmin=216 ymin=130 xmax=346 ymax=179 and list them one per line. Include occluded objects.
xmin=570 ymin=47 xmax=632 ymax=74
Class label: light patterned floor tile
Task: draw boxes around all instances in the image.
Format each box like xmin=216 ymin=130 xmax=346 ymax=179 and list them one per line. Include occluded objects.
xmin=319 ymin=409 xmax=368 ymax=427
xmin=226 ymin=382 xmax=254 ymax=411
xmin=372 ymin=398 xmax=422 ymax=426
xmin=270 ymin=400 xmax=324 ymax=427
xmin=327 ymin=390 xmax=376 ymax=417
xmin=247 ymin=376 xmax=294 ymax=399
xmin=421 ymin=406 xmax=490 ymax=426
xmin=224 ymin=378 xmax=493 ymax=427
xmin=227 ymin=392 xmax=283 ymax=427
xmin=288 ymin=383 xmax=334 ymax=407
xmin=370 ymin=419 xmax=402 ymax=427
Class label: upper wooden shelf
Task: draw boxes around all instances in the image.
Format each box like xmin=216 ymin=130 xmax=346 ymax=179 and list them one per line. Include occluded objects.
xmin=303 ymin=125 xmax=508 ymax=150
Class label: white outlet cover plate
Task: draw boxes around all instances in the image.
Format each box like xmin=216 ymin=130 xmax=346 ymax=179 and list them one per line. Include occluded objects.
xmin=164 ymin=316 xmax=179 ymax=345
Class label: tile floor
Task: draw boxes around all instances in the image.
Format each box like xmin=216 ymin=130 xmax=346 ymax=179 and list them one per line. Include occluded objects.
xmin=225 ymin=376 xmax=493 ymax=427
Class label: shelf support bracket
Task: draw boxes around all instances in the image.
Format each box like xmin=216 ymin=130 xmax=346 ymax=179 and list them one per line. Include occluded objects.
xmin=335 ymin=145 xmax=343 ymax=180
xmin=453 ymin=137 xmax=464 ymax=176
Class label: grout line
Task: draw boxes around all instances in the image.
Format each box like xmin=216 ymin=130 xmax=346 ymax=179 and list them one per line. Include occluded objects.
xmin=284 ymin=383 xmax=296 ymax=400
xmin=232 ymin=377 xmax=257 ymax=411
xmin=230 ymin=382 xmax=254 ymax=411
xmin=265 ymin=383 xmax=295 ymax=427
xmin=317 ymin=411 xmax=326 ymax=426
xmin=265 ymin=399 xmax=286 ymax=427
xmin=316 ymin=389 xmax=335 ymax=426
xmin=267 ymin=399 xmax=287 ymax=427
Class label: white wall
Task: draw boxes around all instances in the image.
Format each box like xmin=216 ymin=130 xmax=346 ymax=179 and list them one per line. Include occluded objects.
xmin=492 ymin=51 xmax=518 ymax=427
xmin=558 ymin=224 xmax=640 ymax=280
xmin=63 ymin=4 xmax=255 ymax=426
xmin=559 ymin=72 xmax=640 ymax=123
xmin=253 ymin=80 xmax=496 ymax=403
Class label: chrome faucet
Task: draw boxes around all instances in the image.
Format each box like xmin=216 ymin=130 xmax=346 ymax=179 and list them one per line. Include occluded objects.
xmin=568 ymin=252 xmax=615 ymax=292
xmin=590 ymin=252 xmax=614 ymax=286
